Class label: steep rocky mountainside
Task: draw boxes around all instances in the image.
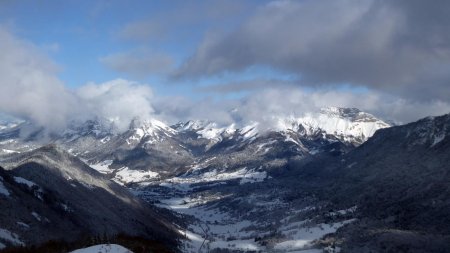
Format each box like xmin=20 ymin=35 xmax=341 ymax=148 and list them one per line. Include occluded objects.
xmin=280 ymin=113 xmax=450 ymax=252
xmin=0 ymin=145 xmax=180 ymax=251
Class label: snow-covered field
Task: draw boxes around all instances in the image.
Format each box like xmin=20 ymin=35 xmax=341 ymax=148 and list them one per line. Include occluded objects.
xmin=89 ymin=160 xmax=114 ymax=174
xmin=87 ymin=160 xmax=160 ymax=184
xmin=114 ymin=167 xmax=159 ymax=184
xmin=274 ymin=219 xmax=355 ymax=251
xmin=138 ymin=172 xmax=356 ymax=253
xmin=155 ymin=166 xmax=269 ymax=193
xmin=70 ymin=244 xmax=133 ymax=253
xmin=161 ymin=194 xmax=355 ymax=252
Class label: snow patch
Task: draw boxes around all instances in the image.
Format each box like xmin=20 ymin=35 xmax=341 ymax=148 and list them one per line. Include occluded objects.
xmin=100 ymin=136 xmax=111 ymax=143
xmin=114 ymin=167 xmax=159 ymax=184
xmin=70 ymin=244 xmax=133 ymax=253
xmin=240 ymin=122 xmax=259 ymax=142
xmin=1 ymin=149 xmax=20 ymax=154
xmin=285 ymin=135 xmax=302 ymax=146
xmin=0 ymin=228 xmax=25 ymax=246
xmin=346 ymin=162 xmax=357 ymax=168
xmin=89 ymin=160 xmax=114 ymax=174
xmin=16 ymin=222 xmax=29 ymax=229
xmin=13 ymin=177 xmax=37 ymax=188
xmin=239 ymin=168 xmax=268 ymax=185
xmin=255 ymin=140 xmax=277 ymax=153
xmin=31 ymin=212 xmax=41 ymax=221
xmin=431 ymin=133 xmax=445 ymax=147
xmin=274 ymin=219 xmax=356 ymax=251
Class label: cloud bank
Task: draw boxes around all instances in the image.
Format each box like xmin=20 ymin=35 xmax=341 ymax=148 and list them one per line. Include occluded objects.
xmin=174 ymin=0 xmax=450 ymax=102
xmin=155 ymin=86 xmax=450 ymax=127
xmin=0 ymin=27 xmax=156 ymax=131
xmin=0 ymin=24 xmax=449 ymax=133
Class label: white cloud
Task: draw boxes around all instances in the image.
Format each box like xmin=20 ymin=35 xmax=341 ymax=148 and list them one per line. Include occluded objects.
xmin=154 ymin=86 xmax=450 ymax=127
xmin=77 ymin=79 xmax=155 ymax=131
xmin=0 ymin=27 xmax=80 ymax=130
xmin=0 ymin=27 xmax=157 ymax=132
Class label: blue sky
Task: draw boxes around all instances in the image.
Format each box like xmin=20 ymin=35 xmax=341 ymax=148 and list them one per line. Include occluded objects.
xmin=0 ymin=0 xmax=270 ymax=98
xmin=0 ymin=0 xmax=449 ymax=128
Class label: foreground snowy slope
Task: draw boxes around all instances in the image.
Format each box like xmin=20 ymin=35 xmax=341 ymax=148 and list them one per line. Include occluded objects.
xmin=70 ymin=244 xmax=133 ymax=253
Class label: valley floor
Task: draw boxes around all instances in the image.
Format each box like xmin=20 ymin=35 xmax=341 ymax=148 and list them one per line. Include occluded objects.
xmin=133 ymin=173 xmax=356 ymax=253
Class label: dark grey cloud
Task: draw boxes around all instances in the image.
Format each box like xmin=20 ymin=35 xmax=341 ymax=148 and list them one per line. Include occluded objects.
xmin=111 ymin=0 xmax=254 ymax=78
xmin=117 ymin=0 xmax=251 ymax=43
xmin=174 ymin=0 xmax=450 ymax=101
xmin=197 ymin=79 xmax=295 ymax=94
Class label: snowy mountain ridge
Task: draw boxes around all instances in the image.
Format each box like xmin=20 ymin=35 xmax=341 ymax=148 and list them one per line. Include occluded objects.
xmin=274 ymin=107 xmax=390 ymax=144
xmin=0 ymin=107 xmax=389 ymax=148
xmin=0 ymin=107 xmax=390 ymax=158
xmin=176 ymin=107 xmax=390 ymax=145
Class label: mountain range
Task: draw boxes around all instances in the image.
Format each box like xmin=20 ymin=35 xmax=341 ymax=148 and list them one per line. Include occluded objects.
xmin=0 ymin=107 xmax=448 ymax=252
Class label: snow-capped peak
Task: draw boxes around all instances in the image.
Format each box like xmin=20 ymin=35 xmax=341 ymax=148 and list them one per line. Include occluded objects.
xmin=274 ymin=107 xmax=390 ymax=144
xmin=129 ymin=117 xmax=175 ymax=134
xmin=126 ymin=117 xmax=176 ymax=145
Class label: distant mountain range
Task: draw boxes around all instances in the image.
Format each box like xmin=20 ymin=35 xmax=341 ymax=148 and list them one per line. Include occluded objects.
xmin=1 ymin=107 xmax=449 ymax=252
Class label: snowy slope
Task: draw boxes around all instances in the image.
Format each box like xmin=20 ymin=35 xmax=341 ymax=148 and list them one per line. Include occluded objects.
xmin=70 ymin=244 xmax=133 ymax=253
